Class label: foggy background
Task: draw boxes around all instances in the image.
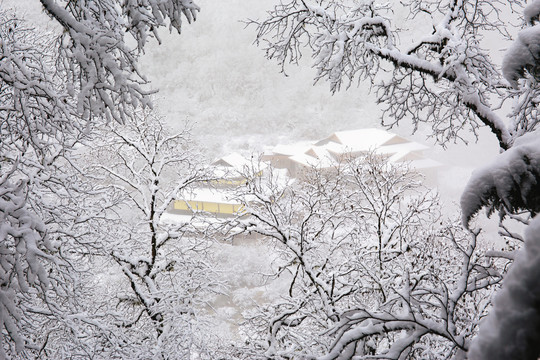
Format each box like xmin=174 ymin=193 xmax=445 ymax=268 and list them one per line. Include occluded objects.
xmin=5 ymin=0 xmax=508 ymax=199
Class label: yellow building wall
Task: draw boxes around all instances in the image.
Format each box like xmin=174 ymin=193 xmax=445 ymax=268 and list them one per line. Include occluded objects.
xmin=174 ymin=200 xmax=245 ymax=215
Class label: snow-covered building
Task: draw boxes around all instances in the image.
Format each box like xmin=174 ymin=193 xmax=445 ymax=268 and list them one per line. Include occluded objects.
xmin=171 ymin=187 xmax=245 ymax=217
xmin=170 ymin=152 xmax=257 ymax=218
xmin=262 ymin=128 xmax=442 ymax=179
xmin=208 ymin=152 xmax=266 ymax=186
xmin=168 ymin=129 xmax=442 ymax=220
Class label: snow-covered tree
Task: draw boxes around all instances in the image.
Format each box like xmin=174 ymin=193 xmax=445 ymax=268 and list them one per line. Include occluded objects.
xmin=85 ymin=110 xmax=224 ymax=358
xmin=253 ymin=0 xmax=540 ymax=357
xmin=1 ymin=0 xmax=201 ymax=355
xmin=235 ymin=156 xmax=505 ymax=359
xmin=0 ymin=10 xmax=105 ymax=357
xmin=39 ymin=0 xmax=200 ymax=123
xmin=252 ymin=0 xmax=526 ymax=148
xmin=462 ymin=130 xmax=540 ymax=360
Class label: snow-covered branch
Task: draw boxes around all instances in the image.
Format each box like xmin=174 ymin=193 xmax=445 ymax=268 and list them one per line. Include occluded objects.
xmin=468 ymin=215 xmax=540 ymax=360
xmin=461 ymin=130 xmax=540 ymax=228
xmin=39 ymin=0 xmax=200 ymax=123
xmin=253 ymin=0 xmax=540 ymax=357
xmin=253 ymin=0 xmax=528 ymax=149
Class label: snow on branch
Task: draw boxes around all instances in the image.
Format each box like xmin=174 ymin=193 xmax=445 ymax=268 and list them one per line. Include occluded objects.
xmin=252 ymin=0 xmax=512 ymax=149
xmin=502 ymin=24 xmax=540 ymax=88
xmin=0 ymin=174 xmax=54 ymax=355
xmin=83 ymin=110 xmax=224 ymax=357
xmin=502 ymin=0 xmax=540 ymax=88
xmin=461 ymin=131 xmax=540 ymax=228
xmin=238 ymin=156 xmax=502 ymax=359
xmin=524 ymin=0 xmax=540 ymax=25
xmin=39 ymin=0 xmax=200 ymax=122
xmin=468 ymin=215 xmax=540 ymax=360
xmin=0 ymin=11 xmax=109 ymax=356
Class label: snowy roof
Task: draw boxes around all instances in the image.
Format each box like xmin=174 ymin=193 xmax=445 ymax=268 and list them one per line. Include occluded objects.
xmin=316 ymin=128 xmax=408 ymax=150
xmin=264 ymin=128 xmax=439 ymax=172
xmin=407 ymin=158 xmax=444 ymax=169
xmin=377 ymin=142 xmax=429 ymax=162
xmin=289 ymin=150 xmax=335 ymax=168
xmin=211 ymin=152 xmax=267 ymax=180
xmin=271 ymin=141 xmax=314 ymax=156
xmin=273 ymin=128 xmax=416 ymax=159
xmin=212 ymin=152 xmax=253 ymax=169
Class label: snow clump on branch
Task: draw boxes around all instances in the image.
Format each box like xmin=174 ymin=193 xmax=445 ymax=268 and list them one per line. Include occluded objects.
xmin=468 ymin=215 xmax=540 ymax=360
xmin=524 ymin=0 xmax=540 ymax=25
xmin=503 ymin=0 xmax=540 ymax=88
xmin=461 ymin=130 xmax=540 ymax=227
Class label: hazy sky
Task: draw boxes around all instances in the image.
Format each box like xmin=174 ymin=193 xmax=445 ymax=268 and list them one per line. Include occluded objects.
xmin=138 ymin=0 xmax=503 ymax=163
